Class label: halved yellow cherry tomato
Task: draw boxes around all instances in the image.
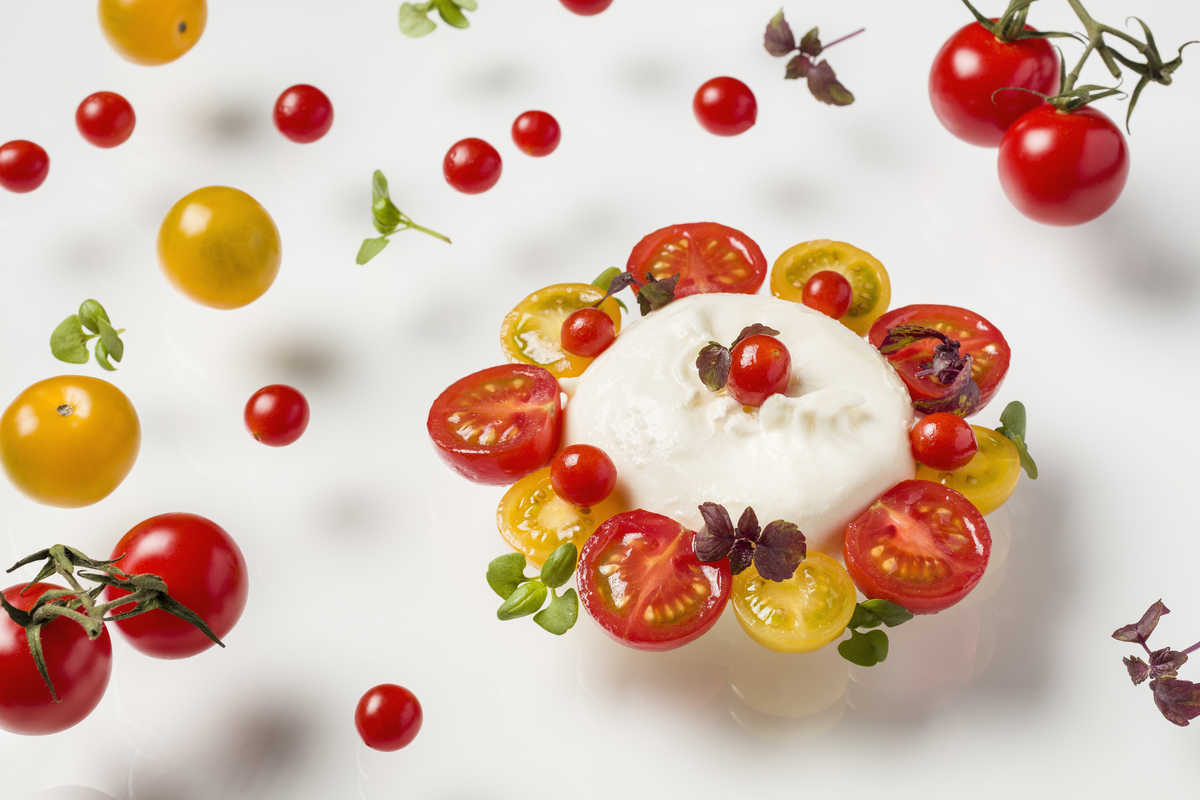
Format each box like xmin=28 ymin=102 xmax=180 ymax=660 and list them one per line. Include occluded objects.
xmin=0 ymin=376 xmax=141 ymax=508
xmin=499 ymin=283 xmax=621 ymax=378
xmin=497 ymin=466 xmax=626 ymax=567
xmin=771 ymin=240 xmax=891 ymax=335
xmin=916 ymin=426 xmax=1020 ymax=515
xmin=98 ymin=0 xmax=207 ymax=66
xmin=732 ymin=552 xmax=856 ymax=653
xmin=158 ymin=186 xmax=281 ymax=310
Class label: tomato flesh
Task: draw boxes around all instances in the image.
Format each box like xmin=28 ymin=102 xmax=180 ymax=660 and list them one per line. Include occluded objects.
xmin=578 ymin=510 xmax=730 ymax=650
xmin=627 ymin=222 xmax=767 ymax=297
xmin=868 ymin=304 xmax=1010 ymax=412
xmin=844 ymin=480 xmax=991 ymax=614
xmin=497 ymin=466 xmax=625 ymax=567
xmin=428 ymin=364 xmax=562 ymax=484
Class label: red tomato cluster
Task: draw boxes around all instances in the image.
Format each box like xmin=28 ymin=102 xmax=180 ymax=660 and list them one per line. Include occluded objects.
xmin=444 ymin=109 xmax=564 ymax=194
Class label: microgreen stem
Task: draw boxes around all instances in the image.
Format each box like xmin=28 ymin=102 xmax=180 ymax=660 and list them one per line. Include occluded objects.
xmin=405 ymin=220 xmax=452 ymax=244
xmin=821 ymin=27 xmax=865 ymax=51
xmin=1183 ymin=641 xmax=1200 ymax=656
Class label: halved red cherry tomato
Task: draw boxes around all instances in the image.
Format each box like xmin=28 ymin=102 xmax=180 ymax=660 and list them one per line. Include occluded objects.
xmin=578 ymin=510 xmax=730 ymax=650
xmin=427 ymin=364 xmax=562 ymax=484
xmin=626 ymin=222 xmax=766 ymax=297
xmin=843 ymin=480 xmax=991 ymax=614
xmin=868 ymin=304 xmax=1010 ymax=412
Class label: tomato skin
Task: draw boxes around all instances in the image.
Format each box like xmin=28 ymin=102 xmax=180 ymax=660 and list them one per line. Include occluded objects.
xmin=560 ymin=0 xmax=612 ymax=14
xmin=244 ymin=384 xmax=309 ymax=446
xmin=0 ymin=375 xmax=141 ymax=508
xmin=771 ymin=239 xmax=892 ymax=336
xmin=868 ymin=304 xmax=1010 ymax=412
xmin=98 ymin=0 xmax=207 ymax=66
xmin=801 ymin=270 xmax=853 ymax=319
xmin=104 ymin=513 xmax=248 ymax=659
xmin=443 ymin=138 xmax=502 ymax=194
xmin=998 ymin=104 xmax=1129 ymax=226
xmin=0 ymin=583 xmax=112 ymax=735
xmin=627 ymin=222 xmax=767 ymax=297
xmin=929 ymin=22 xmax=1060 ymax=147
xmin=498 ymin=466 xmax=626 ymax=567
xmin=512 ymin=110 xmax=561 ymax=157
xmin=727 ymin=334 xmax=791 ymax=408
xmin=693 ymin=76 xmax=757 ymax=136
xmin=578 ymin=510 xmax=731 ymax=651
xmin=560 ymin=307 xmax=615 ymax=358
xmin=917 ymin=426 xmax=1020 ymax=515
xmin=76 ymin=91 xmax=136 ymax=148
xmin=910 ymin=412 xmax=977 ymax=471
xmin=427 ymin=364 xmax=563 ymax=485
xmin=0 ymin=140 xmax=50 ymax=193
xmin=844 ymin=480 xmax=991 ymax=614
xmin=550 ymin=444 xmax=617 ymax=507
xmin=356 ymin=684 xmax=422 ymax=751
xmin=273 ymin=84 xmax=334 ymax=143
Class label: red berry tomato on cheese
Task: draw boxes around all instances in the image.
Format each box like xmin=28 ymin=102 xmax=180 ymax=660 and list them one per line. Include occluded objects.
xmin=910 ymin=412 xmax=978 ymax=470
xmin=76 ymin=91 xmax=136 ymax=148
xmin=550 ymin=444 xmax=617 ymax=507
xmin=801 ymin=270 xmax=853 ymax=319
xmin=997 ymin=104 xmax=1129 ymax=226
xmin=627 ymin=222 xmax=767 ymax=297
xmin=727 ymin=334 xmax=790 ymax=407
xmin=693 ymin=76 xmax=757 ymax=136
xmin=512 ymin=110 xmax=561 ymax=157
xmin=0 ymin=140 xmax=50 ymax=193
xmin=560 ymin=307 xmax=616 ymax=358
xmin=929 ymin=21 xmax=1059 ymax=147
xmin=443 ymin=137 xmax=502 ymax=194
xmin=0 ymin=583 xmax=112 ymax=735
xmin=356 ymin=683 xmax=422 ymax=751
xmin=245 ymin=384 xmax=310 ymax=447
xmin=104 ymin=513 xmax=249 ymax=659
xmin=273 ymin=84 xmax=334 ymax=143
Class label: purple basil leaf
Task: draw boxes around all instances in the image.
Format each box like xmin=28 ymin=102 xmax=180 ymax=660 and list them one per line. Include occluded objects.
xmin=806 ymin=60 xmax=855 ymax=106
xmin=1124 ymin=655 xmax=1151 ymax=686
xmin=1150 ymin=647 xmax=1189 ymax=679
xmin=599 ymin=271 xmax=637 ymax=304
xmin=914 ymin=340 xmax=970 ymax=386
xmin=732 ymin=323 xmax=780 ymax=347
xmin=728 ymin=539 xmax=754 ymax=575
xmin=1113 ymin=599 xmax=1170 ymax=643
xmin=695 ymin=502 xmax=735 ymax=563
xmin=784 ymin=54 xmax=813 ymax=80
xmin=696 ymin=343 xmax=731 ymax=392
xmin=799 ymin=26 xmax=822 ymax=57
xmin=754 ymin=521 xmax=807 ymax=581
xmin=636 ymin=273 xmax=678 ymax=316
xmin=1150 ymin=677 xmax=1200 ymax=726
xmin=876 ymin=324 xmax=951 ymax=355
xmin=736 ymin=506 xmax=761 ymax=543
xmin=764 ymin=10 xmax=796 ymax=57
xmin=912 ymin=377 xmax=981 ymax=418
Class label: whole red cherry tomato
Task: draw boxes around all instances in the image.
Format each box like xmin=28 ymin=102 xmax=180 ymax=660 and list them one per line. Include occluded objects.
xmin=727 ymin=334 xmax=790 ymax=407
xmin=245 ymin=384 xmax=310 ymax=447
xmin=443 ymin=138 xmax=502 ymax=194
xmin=560 ymin=0 xmax=612 ymax=15
xmin=104 ymin=513 xmax=249 ymax=659
xmin=76 ymin=91 xmax=136 ymax=148
xmin=512 ymin=110 xmax=561 ymax=157
xmin=997 ymin=104 xmax=1129 ymax=226
xmin=0 ymin=583 xmax=112 ymax=735
xmin=0 ymin=140 xmax=50 ymax=193
xmin=929 ymin=21 xmax=1059 ymax=147
xmin=550 ymin=444 xmax=617 ymax=507
xmin=693 ymin=77 xmax=757 ymax=136
xmin=910 ymin=412 xmax=978 ymax=470
xmin=356 ymin=684 xmax=422 ymax=751
xmin=561 ymin=307 xmax=616 ymax=357
xmin=801 ymin=270 xmax=853 ymax=319
xmin=273 ymin=84 xmax=334 ymax=143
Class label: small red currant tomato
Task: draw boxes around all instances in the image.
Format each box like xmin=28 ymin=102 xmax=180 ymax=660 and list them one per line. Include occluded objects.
xmin=561 ymin=308 xmax=616 ymax=357
xmin=560 ymin=0 xmax=613 ymax=15
xmin=551 ymin=444 xmax=617 ymax=507
xmin=356 ymin=684 xmax=422 ymax=752
xmin=0 ymin=140 xmax=50 ymax=193
xmin=244 ymin=385 xmax=310 ymax=447
xmin=910 ymin=412 xmax=978 ymax=470
xmin=693 ymin=77 xmax=757 ymax=137
xmin=512 ymin=110 xmax=561 ymax=157
xmin=801 ymin=270 xmax=853 ymax=319
xmin=273 ymin=84 xmax=334 ymax=143
xmin=727 ymin=334 xmax=790 ymax=407
xmin=76 ymin=91 xmax=136 ymax=148
xmin=443 ymin=138 xmax=502 ymax=194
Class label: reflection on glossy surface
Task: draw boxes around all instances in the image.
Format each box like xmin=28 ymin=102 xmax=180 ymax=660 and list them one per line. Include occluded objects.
xmin=728 ymin=639 xmax=850 ymax=719
xmin=28 ymin=790 xmax=115 ymax=800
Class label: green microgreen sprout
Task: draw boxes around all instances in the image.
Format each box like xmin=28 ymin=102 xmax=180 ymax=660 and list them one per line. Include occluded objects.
xmin=486 ymin=542 xmax=579 ymax=636
xmin=398 ymin=0 xmax=478 ymax=38
xmin=356 ymin=170 xmax=451 ymax=266
xmin=995 ymin=400 xmax=1038 ymax=479
xmin=837 ymin=599 xmax=914 ymax=667
xmin=50 ymin=299 xmax=126 ymax=371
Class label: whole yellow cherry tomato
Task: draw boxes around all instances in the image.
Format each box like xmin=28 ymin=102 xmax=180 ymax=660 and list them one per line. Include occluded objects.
xmin=771 ymin=240 xmax=891 ymax=335
xmin=916 ymin=426 xmax=1021 ymax=515
xmin=500 ymin=283 xmax=622 ymax=378
xmin=158 ymin=186 xmax=282 ymax=310
xmin=98 ymin=0 xmax=207 ymax=66
xmin=0 ymin=376 xmax=141 ymax=508
xmin=497 ymin=466 xmax=626 ymax=567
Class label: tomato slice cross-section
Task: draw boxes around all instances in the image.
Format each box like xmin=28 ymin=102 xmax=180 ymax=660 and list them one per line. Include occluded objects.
xmin=626 ymin=222 xmax=767 ymax=297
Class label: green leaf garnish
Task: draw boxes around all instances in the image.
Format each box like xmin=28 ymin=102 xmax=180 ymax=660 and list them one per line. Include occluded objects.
xmin=357 ymin=170 xmax=450 ymax=265
xmin=497 ymin=580 xmax=548 ymax=621
xmin=996 ymin=400 xmax=1038 ymax=479
xmin=487 ymin=545 xmax=580 ymax=635
xmin=434 ymin=0 xmax=469 ymax=28
xmin=486 ymin=552 xmax=528 ymax=599
xmin=837 ymin=628 xmax=889 ymax=666
xmin=50 ymin=300 xmax=126 ymax=370
xmin=591 ymin=267 xmax=628 ymax=312
xmin=838 ymin=600 xmax=912 ymax=667
xmin=533 ymin=588 xmax=578 ymax=635
xmin=539 ymin=543 xmax=578 ymax=590
xmin=398 ymin=0 xmax=477 ymax=38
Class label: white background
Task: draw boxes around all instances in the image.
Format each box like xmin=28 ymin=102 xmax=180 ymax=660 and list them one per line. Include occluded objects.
xmin=2 ymin=1 xmax=1200 ymax=797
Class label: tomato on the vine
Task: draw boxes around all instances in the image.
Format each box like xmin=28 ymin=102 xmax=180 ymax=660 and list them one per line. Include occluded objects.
xmin=244 ymin=384 xmax=309 ymax=446
xmin=273 ymin=84 xmax=334 ymax=143
xmin=577 ymin=510 xmax=730 ymax=650
xmin=443 ymin=138 xmax=502 ymax=194
xmin=998 ymin=104 xmax=1129 ymax=226
xmin=0 ymin=583 xmax=112 ymax=735
xmin=929 ymin=21 xmax=1060 ymax=147
xmin=727 ymin=334 xmax=791 ymax=407
xmin=104 ymin=513 xmax=249 ymax=659
xmin=356 ymin=684 xmax=422 ymax=751
xmin=0 ymin=140 xmax=50 ymax=193
xmin=627 ymin=222 xmax=767 ymax=297
xmin=693 ymin=76 xmax=757 ymax=136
